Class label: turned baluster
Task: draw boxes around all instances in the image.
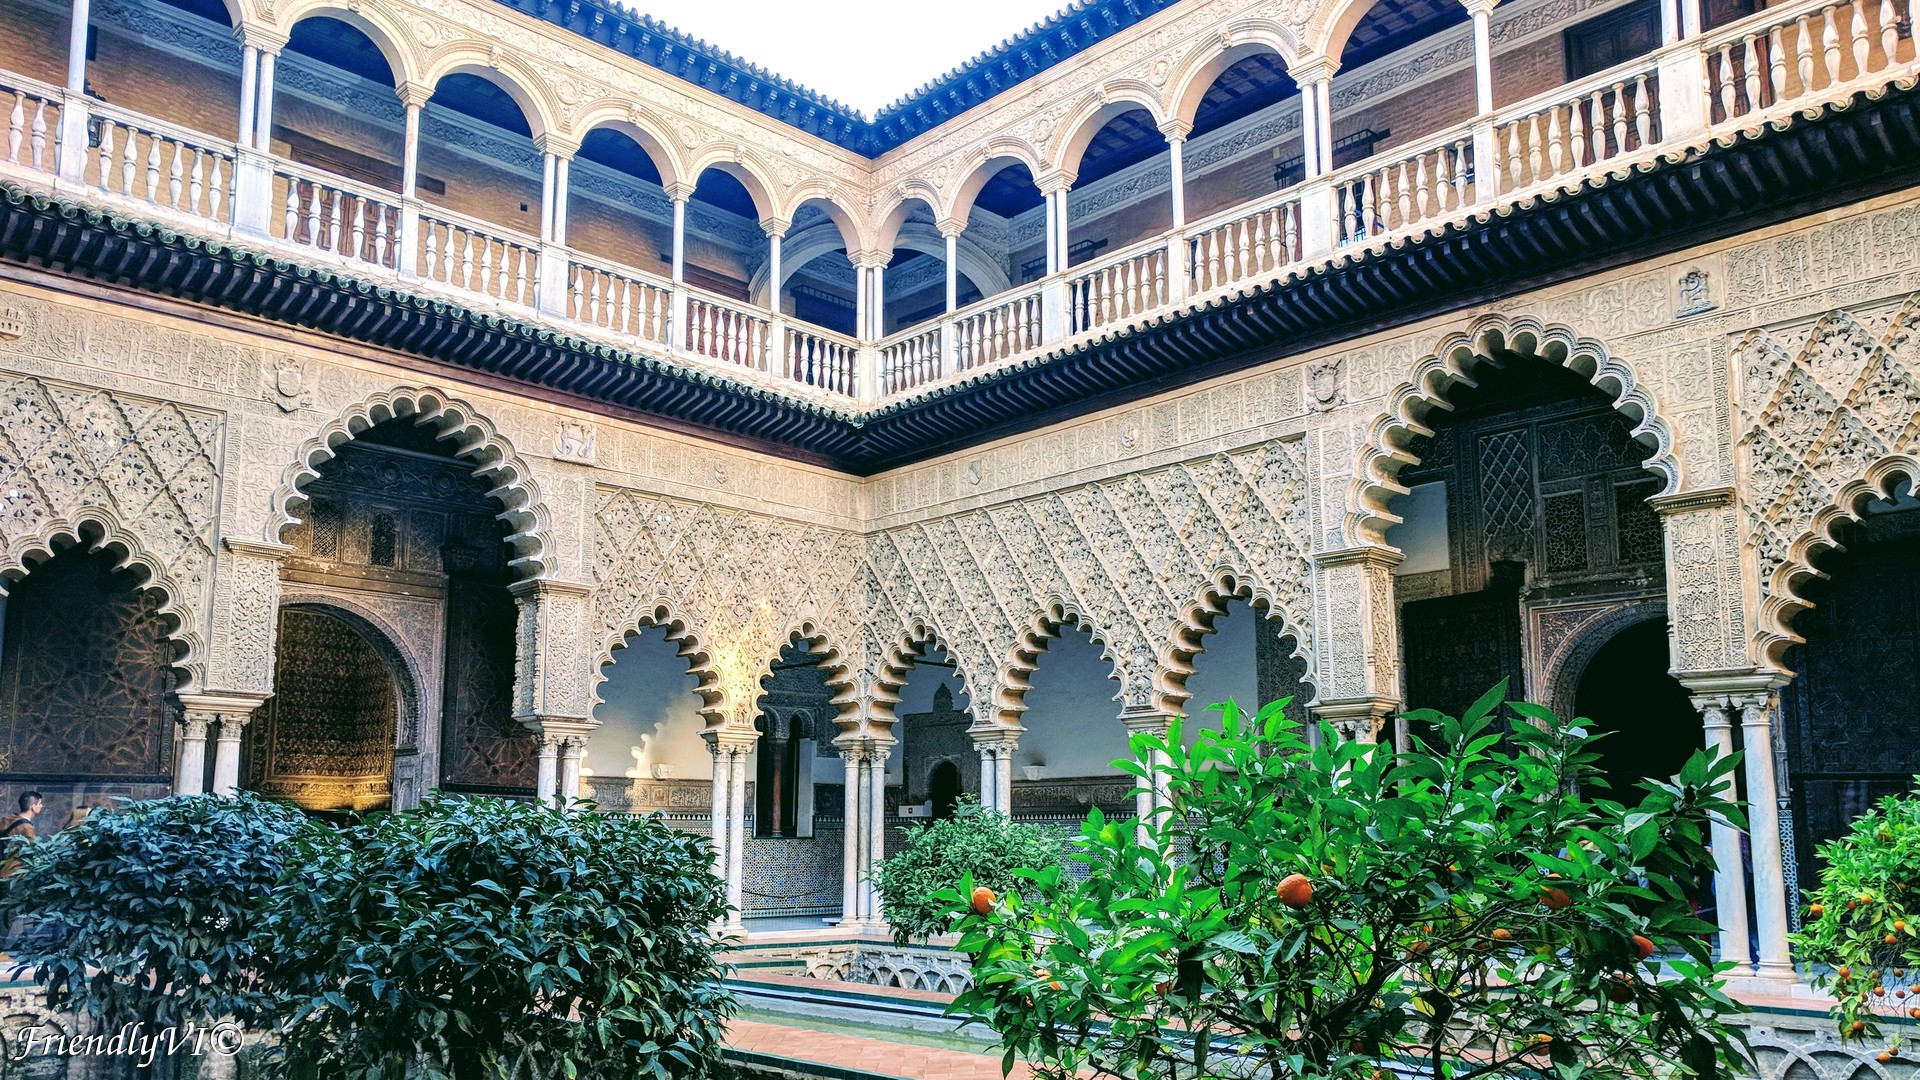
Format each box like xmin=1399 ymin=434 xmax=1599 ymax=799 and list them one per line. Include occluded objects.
xmin=1822 ymin=6 xmax=1842 ymax=85
xmin=1633 ymin=75 xmax=1651 ymax=145
xmin=283 ymin=181 xmax=300 ymax=240
xmin=1718 ymin=45 xmax=1738 ymax=121
xmin=188 ymin=154 xmax=205 ymax=216
xmin=144 ymin=136 xmax=162 ymax=202
xmin=1548 ymin=108 xmax=1567 ymax=177
xmin=1504 ymin=122 xmax=1524 ymax=189
xmin=327 ymin=190 xmax=344 ymax=253
xmin=93 ymin=122 xmax=112 ymax=191
xmin=29 ymin=101 xmax=47 ymax=171
xmin=458 ymin=231 xmax=476 ymax=290
xmin=5 ymin=93 xmax=21 ymax=165
xmin=165 ymin=144 xmax=184 ymax=210
xmin=1742 ymin=35 xmax=1763 ymax=115
xmin=350 ymin=199 xmax=367 ymax=259
xmin=1878 ymin=0 xmax=1898 ymax=64
xmin=1611 ymin=83 xmax=1631 ymax=152
xmin=373 ymin=208 xmax=389 ymax=266
xmin=1850 ymin=0 xmax=1870 ymax=76
xmin=119 ymin=128 xmax=138 ymax=197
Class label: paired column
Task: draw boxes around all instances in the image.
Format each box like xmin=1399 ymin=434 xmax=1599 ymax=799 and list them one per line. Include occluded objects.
xmin=1734 ymin=689 xmax=1795 ymax=980
xmin=666 ymin=183 xmax=692 ymax=350
xmin=230 ymin=30 xmax=287 ymax=234
xmin=1690 ymin=696 xmax=1753 ymax=969
xmin=834 ymin=740 xmax=894 ymax=929
xmin=1159 ymin=119 xmax=1192 ymax=302
xmin=209 ymin=712 xmax=253 ymax=796
xmin=866 ymin=739 xmax=892 ymax=926
xmin=1465 ymin=0 xmax=1497 ymax=116
xmin=707 ymin=732 xmax=757 ymax=931
xmin=55 ymin=0 xmax=92 ymax=180
xmin=838 ymin=745 xmax=865 ymax=927
xmin=538 ymin=144 xmax=573 ymax=247
xmin=1040 ymin=178 xmax=1073 ymax=275
xmin=1290 ymin=58 xmax=1338 ymax=180
xmin=971 ymin=729 xmax=1020 ymax=816
xmin=851 ymin=252 xmax=890 ymax=343
xmin=171 ymin=695 xmax=251 ymax=796
xmin=1119 ymin=710 xmax=1175 ymax=841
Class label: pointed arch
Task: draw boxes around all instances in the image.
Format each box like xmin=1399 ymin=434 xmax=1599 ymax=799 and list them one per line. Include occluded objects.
xmin=269 ymin=386 xmax=553 ymax=580
xmin=276 ymin=1 xmax=421 ymax=87
xmin=1347 ymin=314 xmax=1680 ymax=546
xmin=419 ymin=52 xmax=558 ymax=140
xmin=591 ymin=599 xmax=726 ymax=730
xmin=0 ymin=510 xmax=202 ymax=691
xmin=1154 ymin=567 xmax=1315 ymax=717
xmin=993 ymin=599 xmax=1121 ymax=728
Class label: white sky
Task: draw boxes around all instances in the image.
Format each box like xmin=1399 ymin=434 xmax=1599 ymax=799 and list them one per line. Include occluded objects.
xmin=621 ymin=1 xmax=1075 ymax=115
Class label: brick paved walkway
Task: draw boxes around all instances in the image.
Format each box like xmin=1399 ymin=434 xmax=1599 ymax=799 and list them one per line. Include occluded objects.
xmin=726 ymin=1017 xmax=1030 ymax=1080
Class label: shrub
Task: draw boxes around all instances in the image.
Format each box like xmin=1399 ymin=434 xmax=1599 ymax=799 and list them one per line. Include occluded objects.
xmin=1792 ymin=784 xmax=1920 ymax=1058
xmin=0 ymin=791 xmax=314 ymax=1031
xmin=253 ymin=795 xmax=733 ymax=1080
xmin=873 ymin=796 xmax=1060 ymax=946
xmin=944 ymin=687 xmax=1754 ymax=1079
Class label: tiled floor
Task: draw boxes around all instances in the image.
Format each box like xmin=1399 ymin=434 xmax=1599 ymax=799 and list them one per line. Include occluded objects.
xmin=726 ymin=1017 xmax=1032 ymax=1080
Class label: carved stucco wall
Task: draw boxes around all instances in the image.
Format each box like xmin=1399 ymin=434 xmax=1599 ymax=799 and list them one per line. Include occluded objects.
xmin=2 ymin=187 xmax=1920 ymax=744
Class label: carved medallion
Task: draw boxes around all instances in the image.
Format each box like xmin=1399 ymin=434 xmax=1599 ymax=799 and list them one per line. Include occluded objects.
xmin=270 ymin=356 xmax=312 ymax=412
xmin=554 ymin=419 xmax=596 ymax=465
xmin=1307 ymin=359 xmax=1346 ymax=412
xmin=0 ymin=305 xmax=26 ymax=342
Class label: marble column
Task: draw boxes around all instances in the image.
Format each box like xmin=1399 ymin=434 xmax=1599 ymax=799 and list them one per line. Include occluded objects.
xmin=537 ymin=734 xmax=561 ymax=807
xmin=1736 ymin=691 xmax=1795 ymax=980
xmin=556 ymin=736 xmax=583 ymax=804
xmin=710 ymin=737 xmax=732 ymax=884
xmin=173 ymin=712 xmax=211 ymax=796
xmin=237 ymin=44 xmax=259 ymax=148
xmin=976 ymin=742 xmax=998 ymax=810
xmin=252 ymin=49 xmax=277 ymax=152
xmin=1467 ymin=0 xmax=1496 ymax=115
xmin=866 ymin=741 xmax=892 ymax=927
xmin=943 ymin=231 xmax=960 ymax=312
xmin=838 ymin=746 xmax=865 ymax=927
xmin=65 ymin=0 xmax=89 ymax=92
xmin=1166 ymin=134 xmax=1188 ymax=230
xmin=670 ymin=192 xmax=689 ymax=282
xmin=766 ymin=229 xmax=783 ymax=313
xmin=727 ymin=743 xmax=748 ymax=929
xmin=1299 ymin=82 xmax=1322 ymax=179
xmin=1695 ymin=697 xmax=1753 ymax=968
xmin=210 ymin=711 xmax=252 ymax=797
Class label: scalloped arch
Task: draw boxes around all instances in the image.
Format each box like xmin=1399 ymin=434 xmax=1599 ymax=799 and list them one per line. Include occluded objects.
xmin=1153 ymin=567 xmax=1315 ymax=717
xmin=992 ymin=599 xmax=1122 ymax=728
xmin=1754 ymin=452 xmax=1920 ymax=670
xmin=592 ymin=599 xmax=727 ymax=730
xmin=0 ymin=510 xmax=205 ymax=692
xmin=269 ymin=386 xmax=553 ymax=580
xmin=1346 ymin=314 xmax=1680 ymax=546
xmin=761 ymin=621 xmax=864 ymax=740
xmin=866 ymin=616 xmax=980 ymax=736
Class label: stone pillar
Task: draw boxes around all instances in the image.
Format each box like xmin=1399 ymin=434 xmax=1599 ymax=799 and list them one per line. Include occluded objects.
xmin=1467 ymin=0 xmax=1496 ymax=114
xmin=537 ymin=733 xmax=561 ymax=807
xmin=1044 ymin=190 xmax=1061 ymax=275
xmin=557 ymin=735 xmax=583 ymax=803
xmin=253 ymin=48 xmax=277 ymax=152
xmin=854 ymin=263 xmax=872 ymax=341
xmin=1288 ymin=58 xmax=1339 ymax=179
xmin=765 ymin=226 xmax=783 ymax=312
xmin=838 ymin=746 xmax=865 ymax=927
xmin=1735 ymin=689 xmax=1795 ymax=981
xmin=872 ymin=263 xmax=887 ymax=338
xmin=1311 ymin=545 xmax=1404 ymax=741
xmin=1120 ymin=710 xmax=1174 ymax=842
xmin=976 ymin=742 xmax=998 ymax=811
xmin=970 ymin=729 xmax=1020 ymax=815
xmin=237 ymin=43 xmax=259 ymax=148
xmin=728 ymin=739 xmax=751 ymax=929
xmin=707 ymin=735 xmax=731 ymax=880
xmin=668 ymin=187 xmax=690 ymax=283
xmin=210 ymin=710 xmax=253 ymax=797
xmin=396 ymin=85 xmax=428 ymax=278
xmin=172 ymin=707 xmax=214 ymax=796
xmin=1165 ymin=131 xmax=1188 ymax=230
xmin=1691 ymin=696 xmax=1753 ymax=969
xmin=866 ymin=740 xmax=893 ymax=928
xmin=943 ymin=230 xmax=960 ymax=312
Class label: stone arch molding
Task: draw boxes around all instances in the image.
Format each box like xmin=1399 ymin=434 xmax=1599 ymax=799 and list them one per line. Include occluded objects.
xmin=276 ymin=593 xmax=426 ymax=751
xmin=590 ymin=599 xmax=728 ymax=731
xmin=1154 ymin=566 xmax=1315 ymax=718
xmin=269 ymin=385 xmax=553 ymax=580
xmin=994 ymin=599 xmax=1124 ymax=730
xmin=1347 ymin=314 xmax=1681 ymax=546
xmin=1739 ymin=297 xmax=1920 ymax=669
xmin=866 ymin=616 xmax=983 ymax=740
xmin=0 ymin=373 xmax=220 ymax=691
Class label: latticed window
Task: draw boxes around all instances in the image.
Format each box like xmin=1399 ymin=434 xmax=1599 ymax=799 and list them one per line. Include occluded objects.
xmin=370 ymin=513 xmax=398 ymax=567
xmin=1615 ymin=478 xmax=1664 ymax=564
xmin=310 ymin=498 xmax=343 ymax=561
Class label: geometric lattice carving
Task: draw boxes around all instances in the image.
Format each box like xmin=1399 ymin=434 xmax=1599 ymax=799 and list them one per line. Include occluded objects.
xmin=1739 ymin=295 xmax=1920 ymax=665
xmin=1479 ymin=429 xmax=1535 ymax=560
xmin=0 ymin=374 xmax=218 ymax=687
xmin=439 ymin=579 xmax=536 ymax=793
xmin=0 ymin=545 xmax=174 ymax=780
xmin=1543 ymin=491 xmax=1589 ymax=572
xmin=253 ymin=608 xmax=397 ymax=811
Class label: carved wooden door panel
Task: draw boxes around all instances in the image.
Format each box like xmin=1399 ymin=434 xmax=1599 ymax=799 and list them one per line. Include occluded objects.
xmin=1400 ymin=572 xmax=1525 ymax=723
xmin=1779 ymin=516 xmax=1920 ymax=893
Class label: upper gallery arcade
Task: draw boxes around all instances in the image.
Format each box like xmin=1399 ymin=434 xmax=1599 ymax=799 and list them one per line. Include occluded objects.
xmin=4 ymin=0 xmax=1904 ymax=421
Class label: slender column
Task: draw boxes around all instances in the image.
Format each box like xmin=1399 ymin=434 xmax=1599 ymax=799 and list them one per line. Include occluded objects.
xmin=1736 ymin=691 xmax=1794 ymax=980
xmin=996 ymin=749 xmax=1014 ymax=816
xmin=854 ymin=265 xmax=871 ymax=341
xmin=1120 ymin=711 xmax=1171 ymax=841
xmin=872 ymin=264 xmax=887 ymax=338
xmin=253 ymin=49 xmax=277 ymax=152
xmin=1167 ymin=135 xmax=1188 ymax=229
xmin=401 ymin=101 xmax=422 ymax=198
xmin=1044 ymin=191 xmax=1061 ymax=275
xmin=1468 ymin=0 xmax=1496 ymax=114
xmin=66 ymin=0 xmax=90 ymax=92
xmin=557 ymin=736 xmax=583 ymax=803
xmin=537 ymin=734 xmax=561 ymax=807
xmin=866 ymin=741 xmax=891 ymax=926
xmin=1299 ymin=85 xmax=1322 ymax=178
xmin=709 ymin=738 xmax=731 ymax=883
xmin=540 ymin=152 xmax=558 ymax=242
xmin=839 ymin=747 xmax=864 ymax=926
xmin=173 ymin=713 xmax=211 ymax=796
xmin=552 ymin=156 xmax=571 ymax=246
xmin=670 ymin=192 xmax=689 ymax=283
xmin=237 ymin=45 xmax=259 ymax=148
xmin=944 ymin=232 xmax=960 ymax=312
xmin=766 ymin=231 xmax=783 ymax=312
xmin=1315 ymin=78 xmax=1333 ymax=171
xmin=852 ymin=751 xmax=873 ymax=921
xmin=1679 ymin=0 xmax=1702 ymax=39
xmin=977 ymin=744 xmax=998 ymax=809
xmin=727 ymin=744 xmax=748 ymax=929
xmin=1694 ymin=698 xmax=1753 ymax=968
xmin=210 ymin=712 xmax=251 ymax=797
xmin=1054 ymin=189 xmax=1071 ymax=269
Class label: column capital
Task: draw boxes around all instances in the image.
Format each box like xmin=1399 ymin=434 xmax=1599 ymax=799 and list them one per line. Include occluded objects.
xmin=177 ymin=692 xmax=270 ymax=715
xmin=760 ymin=215 xmax=792 ymax=239
xmin=935 ymin=217 xmax=968 ymax=239
xmin=222 ymin=537 xmax=294 ymax=561
xmin=848 ymin=249 xmax=892 ymax=271
xmin=1313 ymin=697 xmax=1397 ymax=743
xmin=1157 ymin=118 xmax=1194 ymax=142
xmin=1035 ymin=170 xmax=1076 ymax=196
xmin=520 ymin=716 xmax=596 ymax=739
xmin=533 ymin=133 xmax=580 ymax=159
xmin=1689 ymin=695 xmax=1735 ymax=731
xmin=180 ymin=715 xmax=213 ymax=739
xmin=1460 ymin=0 xmax=1501 ymax=17
xmin=396 ymin=81 xmax=436 ymax=110
xmin=706 ymin=728 xmax=760 ymax=752
xmin=1117 ymin=708 xmax=1175 ymax=736
xmin=1676 ymin=669 xmax=1789 ymax=700
xmin=663 ymin=181 xmax=697 ymax=203
xmin=507 ymin=577 xmax=592 ymax=600
xmin=968 ymin=726 xmax=1023 ymax=752
xmin=1286 ymin=56 xmax=1341 ymax=84
xmin=232 ymin=23 xmax=289 ymax=54
xmin=1649 ymin=485 xmax=1736 ymax=515
xmin=1313 ymin=543 xmax=1406 ymax=571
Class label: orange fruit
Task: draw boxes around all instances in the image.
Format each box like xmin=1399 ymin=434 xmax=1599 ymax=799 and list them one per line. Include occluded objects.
xmin=1632 ymin=935 xmax=1655 ymax=961
xmin=1606 ymin=977 xmax=1634 ymax=1004
xmin=970 ymin=886 xmax=996 ymax=915
xmin=1540 ymin=888 xmax=1573 ymax=910
xmin=1809 ymin=903 xmax=1826 ymax=918
xmin=1276 ymin=874 xmax=1314 ymax=910
xmin=1492 ymin=928 xmax=1515 ymax=942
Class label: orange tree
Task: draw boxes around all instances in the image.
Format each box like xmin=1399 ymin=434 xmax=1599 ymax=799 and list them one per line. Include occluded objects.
xmin=941 ymin=686 xmax=1753 ymax=1079
xmin=1792 ymin=785 xmax=1920 ymax=1063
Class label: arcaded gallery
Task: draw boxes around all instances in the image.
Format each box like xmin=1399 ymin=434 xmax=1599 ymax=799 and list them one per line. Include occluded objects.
xmin=0 ymin=0 xmax=1916 ymax=1071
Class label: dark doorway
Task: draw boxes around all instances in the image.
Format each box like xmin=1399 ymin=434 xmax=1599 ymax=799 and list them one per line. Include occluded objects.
xmin=930 ymin=760 xmax=961 ymax=821
xmin=254 ymin=607 xmax=400 ymax=812
xmin=1572 ymin=618 xmax=1701 ymax=801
